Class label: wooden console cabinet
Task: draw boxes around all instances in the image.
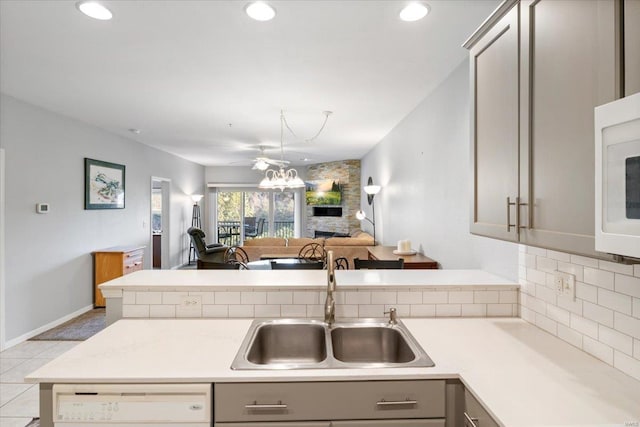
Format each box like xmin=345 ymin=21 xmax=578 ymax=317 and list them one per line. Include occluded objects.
xmin=367 ymin=246 xmax=439 ymax=269
xmin=92 ymin=245 xmax=145 ymax=307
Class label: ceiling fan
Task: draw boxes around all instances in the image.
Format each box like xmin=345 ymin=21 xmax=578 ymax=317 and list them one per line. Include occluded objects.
xmin=232 ymin=146 xmax=290 ymax=171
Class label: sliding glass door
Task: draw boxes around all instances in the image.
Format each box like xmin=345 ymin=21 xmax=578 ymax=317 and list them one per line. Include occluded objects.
xmin=216 ymin=189 xmax=297 ymax=245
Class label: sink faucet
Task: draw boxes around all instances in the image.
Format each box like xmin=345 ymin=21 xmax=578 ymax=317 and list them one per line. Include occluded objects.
xmin=324 ymin=250 xmax=336 ymax=325
xmin=384 ymin=307 xmax=398 ymax=325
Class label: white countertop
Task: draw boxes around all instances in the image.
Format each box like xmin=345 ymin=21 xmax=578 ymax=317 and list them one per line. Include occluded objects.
xmin=99 ymin=269 xmax=518 ymax=293
xmin=26 ymin=318 xmax=640 ymax=426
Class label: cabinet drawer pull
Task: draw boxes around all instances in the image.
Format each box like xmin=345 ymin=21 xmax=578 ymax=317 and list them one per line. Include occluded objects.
xmin=464 ymin=411 xmax=479 ymax=427
xmin=245 ymin=401 xmax=287 ymax=410
xmin=376 ymin=398 xmax=417 ymax=407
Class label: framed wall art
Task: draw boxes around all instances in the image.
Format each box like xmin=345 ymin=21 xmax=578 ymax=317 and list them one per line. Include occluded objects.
xmin=84 ymin=158 xmax=125 ymax=209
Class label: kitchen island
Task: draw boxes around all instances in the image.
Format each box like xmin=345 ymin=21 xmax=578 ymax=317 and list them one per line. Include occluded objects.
xmin=26 ymin=317 xmax=640 ymax=426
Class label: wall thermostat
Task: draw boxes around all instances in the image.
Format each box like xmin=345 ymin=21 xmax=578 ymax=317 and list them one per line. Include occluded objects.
xmin=36 ymin=203 xmax=50 ymax=214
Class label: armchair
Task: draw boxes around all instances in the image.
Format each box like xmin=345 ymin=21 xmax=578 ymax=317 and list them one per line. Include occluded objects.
xmin=187 ymin=227 xmax=227 ymax=264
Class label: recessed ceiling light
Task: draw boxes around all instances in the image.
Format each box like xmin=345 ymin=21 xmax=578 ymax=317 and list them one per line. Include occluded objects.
xmin=245 ymin=2 xmax=276 ymax=21
xmin=76 ymin=1 xmax=113 ymax=20
xmin=399 ymin=2 xmax=430 ymax=22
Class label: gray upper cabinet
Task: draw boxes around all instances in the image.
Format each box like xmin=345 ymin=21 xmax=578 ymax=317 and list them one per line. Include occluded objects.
xmin=468 ymin=4 xmax=520 ymax=242
xmin=626 ymin=0 xmax=640 ymax=95
xmin=466 ymin=0 xmax=621 ymax=258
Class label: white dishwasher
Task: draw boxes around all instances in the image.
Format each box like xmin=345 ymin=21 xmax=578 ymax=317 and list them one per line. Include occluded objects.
xmin=52 ymin=383 xmax=211 ymax=426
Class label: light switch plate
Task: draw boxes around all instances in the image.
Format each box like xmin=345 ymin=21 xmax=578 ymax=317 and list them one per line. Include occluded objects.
xmin=180 ymin=295 xmax=201 ymax=309
xmin=554 ymin=271 xmax=576 ymax=300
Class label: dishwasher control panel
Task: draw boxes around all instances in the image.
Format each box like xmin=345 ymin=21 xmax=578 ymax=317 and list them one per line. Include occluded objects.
xmin=52 ymin=383 xmax=211 ymax=425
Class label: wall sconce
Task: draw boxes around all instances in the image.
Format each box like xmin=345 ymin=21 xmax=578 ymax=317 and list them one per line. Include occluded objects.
xmin=356 ymin=177 xmax=381 ymax=245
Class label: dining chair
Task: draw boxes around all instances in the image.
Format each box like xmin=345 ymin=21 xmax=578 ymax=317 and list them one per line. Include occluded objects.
xmin=197 ymin=261 xmax=241 ymax=270
xmin=298 ymin=242 xmax=327 ymax=264
xmin=224 ymin=246 xmax=249 ymax=264
xmin=334 ymin=257 xmax=349 ymax=270
xmin=270 ymin=261 xmax=325 ymax=270
xmin=353 ymin=258 xmax=404 ymax=270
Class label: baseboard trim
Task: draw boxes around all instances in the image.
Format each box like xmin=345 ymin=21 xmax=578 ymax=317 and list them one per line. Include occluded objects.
xmin=3 ymin=304 xmax=94 ymax=349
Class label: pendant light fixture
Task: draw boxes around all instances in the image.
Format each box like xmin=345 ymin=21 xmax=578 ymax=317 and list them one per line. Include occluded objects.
xmin=259 ymin=110 xmax=331 ymax=191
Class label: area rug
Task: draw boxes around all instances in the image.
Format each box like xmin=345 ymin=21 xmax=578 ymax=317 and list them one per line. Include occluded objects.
xmin=29 ymin=308 xmax=106 ymax=341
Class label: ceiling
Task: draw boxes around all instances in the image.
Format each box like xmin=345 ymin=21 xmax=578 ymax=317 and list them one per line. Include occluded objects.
xmin=0 ymin=0 xmax=499 ymax=167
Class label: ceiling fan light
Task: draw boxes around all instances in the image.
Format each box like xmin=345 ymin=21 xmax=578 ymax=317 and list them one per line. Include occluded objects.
xmin=245 ymin=2 xmax=276 ymax=21
xmin=399 ymin=2 xmax=430 ymax=22
xmin=254 ymin=159 xmax=269 ymax=171
xmin=76 ymin=1 xmax=113 ymax=20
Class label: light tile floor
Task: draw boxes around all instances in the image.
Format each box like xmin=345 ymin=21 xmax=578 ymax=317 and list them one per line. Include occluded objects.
xmin=1 ymin=341 xmax=79 ymax=427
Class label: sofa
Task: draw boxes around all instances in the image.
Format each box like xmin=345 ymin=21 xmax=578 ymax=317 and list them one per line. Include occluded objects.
xmin=240 ymin=231 xmax=374 ymax=269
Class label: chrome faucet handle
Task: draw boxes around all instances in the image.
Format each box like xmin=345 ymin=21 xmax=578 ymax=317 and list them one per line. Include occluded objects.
xmin=384 ymin=307 xmax=398 ymax=325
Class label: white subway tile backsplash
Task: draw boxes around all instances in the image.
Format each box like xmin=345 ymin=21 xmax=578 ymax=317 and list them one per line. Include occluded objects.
xmin=149 ymin=305 xmax=175 ymax=318
xmin=371 ymin=291 xmax=397 ymax=304
xmin=229 ymin=305 xmax=254 ymax=318
xmin=461 ymin=304 xmax=487 ymax=317
xmin=214 ymin=292 xmax=241 ymax=305
xmin=614 ymin=312 xmax=640 ymax=340
xmin=336 ymin=304 xmax=358 ymax=318
xmin=122 ymin=291 xmax=135 ymax=305
xmin=487 ymin=304 xmax=513 ymax=317
xmin=535 ymin=313 xmax=557 ymax=335
xmin=527 ymin=246 xmax=547 ymax=256
xmin=386 ymin=304 xmax=411 ymax=317
xmin=570 ymin=314 xmax=599 ymax=339
xmin=570 ymin=255 xmax=599 ymax=268
xmin=536 ymin=256 xmax=557 ymax=273
xmin=584 ymin=268 xmax=615 ymax=290
xmin=546 ymin=305 xmax=571 ymax=326
xmin=575 ymin=282 xmax=598 ymax=304
xmin=635 ymin=265 xmax=640 ymax=278
xmin=448 ymin=291 xmax=474 ymax=304
xmin=162 ymin=292 xmax=189 ymax=305
xmin=558 ymin=324 xmax=583 ymax=348
xmin=241 ymin=292 xmax=266 ymax=305
xmin=583 ymin=336 xmax=614 ymax=365
xmin=423 ymin=291 xmax=448 ymax=304
xmin=521 ymin=306 xmax=536 ymax=323
xmin=598 ymin=289 xmax=632 ymax=315
xmin=436 ymin=304 xmax=461 ymax=317
xmin=411 ymin=304 xmax=435 ymax=317
xmin=556 ymin=295 xmax=583 ymax=315
xmin=521 ymin=294 xmax=546 ymax=315
xmin=499 ymin=290 xmax=518 ymax=304
xmin=583 ymin=302 xmax=614 ymax=328
xmin=526 ymin=268 xmax=546 ymax=286
xmin=614 ymin=274 xmax=640 ymax=298
xmin=599 ymin=260 xmax=635 ymax=275
xmin=557 ymin=262 xmax=584 ymax=282
xmin=634 ymin=298 xmax=640 ymax=319
xmin=255 ymin=305 xmax=281 ymax=317
xmin=474 ymin=291 xmax=500 ymax=304
xmin=293 ymin=291 xmax=319 ymax=305
xmin=397 ymin=291 xmax=422 ymax=304
xmin=523 ymin=253 xmax=537 ymax=268
xmin=281 ymin=305 xmax=307 ymax=318
xmin=202 ymin=305 xmax=228 ymax=318
xmin=359 ymin=304 xmax=386 ymax=318
xmin=536 ymin=284 xmax=557 ymax=305
xmin=614 ymin=351 xmax=640 ymax=381
xmin=189 ymin=292 xmax=215 ymax=304
xmin=123 ymin=305 xmax=149 ymax=318
xmin=634 ymin=339 xmax=640 ymax=360
xmin=267 ymin=292 xmax=293 ymax=305
xmin=176 ymin=304 xmax=201 ymax=318
xmin=547 ymin=250 xmax=571 ymax=262
xmin=345 ymin=291 xmax=371 ymax=305
xmin=599 ymin=325 xmax=633 ymax=355
xmin=307 ymin=305 xmax=323 ymax=318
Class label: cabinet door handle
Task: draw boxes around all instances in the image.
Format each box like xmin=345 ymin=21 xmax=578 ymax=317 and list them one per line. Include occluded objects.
xmin=507 ymin=197 xmax=516 ymax=232
xmin=517 ymin=198 xmax=529 ymax=230
xmin=245 ymin=401 xmax=287 ymax=410
xmin=464 ymin=411 xmax=479 ymax=427
xmin=376 ymin=399 xmax=417 ymax=407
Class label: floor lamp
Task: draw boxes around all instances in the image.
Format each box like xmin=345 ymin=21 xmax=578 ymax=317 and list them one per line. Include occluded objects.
xmin=356 ymin=177 xmax=381 ymax=245
xmin=188 ymin=194 xmax=203 ymax=265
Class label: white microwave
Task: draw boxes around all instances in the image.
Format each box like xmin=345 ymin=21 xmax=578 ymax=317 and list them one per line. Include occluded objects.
xmin=595 ymin=92 xmax=640 ymax=259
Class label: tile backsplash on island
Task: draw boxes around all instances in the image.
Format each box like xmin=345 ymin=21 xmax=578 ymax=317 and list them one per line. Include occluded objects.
xmin=518 ymin=244 xmax=640 ymax=381
xmin=121 ymin=287 xmax=519 ymax=320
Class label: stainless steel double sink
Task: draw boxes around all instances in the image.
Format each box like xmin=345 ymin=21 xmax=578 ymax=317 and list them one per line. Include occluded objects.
xmin=231 ymin=319 xmax=435 ymax=370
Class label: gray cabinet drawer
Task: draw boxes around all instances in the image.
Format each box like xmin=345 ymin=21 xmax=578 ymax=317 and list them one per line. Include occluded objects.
xmin=464 ymin=389 xmax=499 ymax=427
xmin=333 ymin=420 xmax=445 ymax=426
xmin=215 ymin=380 xmax=445 ymax=422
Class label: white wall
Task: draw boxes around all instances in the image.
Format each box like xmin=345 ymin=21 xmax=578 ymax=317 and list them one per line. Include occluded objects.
xmin=361 ymin=59 xmax=518 ymax=280
xmin=0 ymin=94 xmax=205 ymax=344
